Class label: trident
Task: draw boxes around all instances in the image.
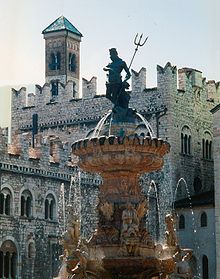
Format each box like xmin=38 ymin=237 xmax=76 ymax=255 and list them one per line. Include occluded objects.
xmin=128 ymin=33 xmax=148 ymax=70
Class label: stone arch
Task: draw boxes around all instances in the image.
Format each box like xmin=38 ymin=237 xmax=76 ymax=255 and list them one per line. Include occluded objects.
xmin=44 ymin=190 xmax=58 ymax=221
xmin=181 ymin=125 xmax=192 ymax=155
xmin=0 ymin=184 xmax=14 ymax=216
xmin=0 ymin=236 xmax=20 ymax=279
xmin=202 ymin=130 xmax=212 ymax=160
xmin=19 ymin=186 xmax=36 ymax=217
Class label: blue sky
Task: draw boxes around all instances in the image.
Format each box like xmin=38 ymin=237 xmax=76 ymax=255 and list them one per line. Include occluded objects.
xmin=0 ymin=0 xmax=219 ymax=126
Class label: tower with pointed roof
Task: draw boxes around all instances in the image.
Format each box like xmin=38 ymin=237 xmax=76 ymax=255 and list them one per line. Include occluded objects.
xmin=42 ymin=16 xmax=82 ymax=95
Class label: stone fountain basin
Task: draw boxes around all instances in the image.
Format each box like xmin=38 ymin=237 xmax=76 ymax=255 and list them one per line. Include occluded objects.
xmin=102 ymin=257 xmax=175 ymax=276
xmin=72 ymin=135 xmax=170 ymax=173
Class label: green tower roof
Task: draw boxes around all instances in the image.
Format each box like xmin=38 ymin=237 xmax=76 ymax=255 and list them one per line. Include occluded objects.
xmin=42 ymin=16 xmax=82 ymax=36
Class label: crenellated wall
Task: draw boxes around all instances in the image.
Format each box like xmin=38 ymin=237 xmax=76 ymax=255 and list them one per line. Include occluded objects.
xmin=2 ymin=62 xmax=219 ymax=278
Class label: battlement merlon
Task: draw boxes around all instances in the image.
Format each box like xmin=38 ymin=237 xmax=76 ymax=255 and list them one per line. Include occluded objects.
xmin=10 ymin=64 xmax=220 ymax=130
xmin=6 ymin=132 xmax=73 ymax=167
xmin=178 ymin=68 xmax=220 ymax=102
xmin=131 ymin=67 xmax=146 ymax=94
xmin=82 ymin=77 xmax=97 ymax=99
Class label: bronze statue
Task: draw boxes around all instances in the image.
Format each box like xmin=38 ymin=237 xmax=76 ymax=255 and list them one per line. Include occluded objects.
xmin=104 ymin=48 xmax=131 ymax=109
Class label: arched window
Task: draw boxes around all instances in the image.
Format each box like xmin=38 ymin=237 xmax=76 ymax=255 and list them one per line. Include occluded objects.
xmin=181 ymin=126 xmax=192 ymax=155
xmin=20 ymin=190 xmax=33 ymax=218
xmin=179 ymin=214 xmax=185 ymax=229
xmin=49 ymin=53 xmax=56 ymax=70
xmin=0 ymin=240 xmax=17 ymax=279
xmin=49 ymin=52 xmax=61 ymax=70
xmin=0 ymin=188 xmax=12 ymax=216
xmin=202 ymin=255 xmax=209 ymax=279
xmin=45 ymin=194 xmax=56 ymax=221
xmin=202 ymin=132 xmax=212 ymax=160
xmin=69 ymin=53 xmax=76 ymax=72
xmin=201 ymin=212 xmax=207 ymax=227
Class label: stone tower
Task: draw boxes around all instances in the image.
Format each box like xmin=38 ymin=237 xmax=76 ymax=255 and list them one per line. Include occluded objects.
xmin=42 ymin=16 xmax=82 ymax=96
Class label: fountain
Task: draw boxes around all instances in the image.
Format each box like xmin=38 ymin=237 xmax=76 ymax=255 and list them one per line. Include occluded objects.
xmin=56 ymin=48 xmax=194 ymax=278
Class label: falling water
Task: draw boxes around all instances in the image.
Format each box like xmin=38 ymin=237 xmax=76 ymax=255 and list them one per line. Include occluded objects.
xmin=58 ymin=183 xmax=66 ymax=233
xmin=173 ymin=177 xmax=201 ymax=277
xmin=68 ymin=170 xmax=82 ymax=219
xmin=147 ymin=180 xmax=160 ymax=241
xmin=91 ymin=111 xmax=112 ymax=138
xmin=136 ymin=112 xmax=155 ymax=137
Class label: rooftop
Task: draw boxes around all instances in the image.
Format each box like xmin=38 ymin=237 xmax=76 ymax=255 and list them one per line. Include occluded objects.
xmin=42 ymin=15 xmax=82 ymax=37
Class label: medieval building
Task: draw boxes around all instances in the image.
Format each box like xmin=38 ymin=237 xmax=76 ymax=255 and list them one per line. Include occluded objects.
xmin=0 ymin=16 xmax=219 ymax=278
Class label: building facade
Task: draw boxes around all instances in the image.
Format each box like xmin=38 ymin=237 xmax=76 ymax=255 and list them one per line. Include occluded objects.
xmin=0 ymin=16 xmax=219 ymax=278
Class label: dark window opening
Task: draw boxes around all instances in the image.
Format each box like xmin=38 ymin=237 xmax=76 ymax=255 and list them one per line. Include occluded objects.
xmin=73 ymin=82 xmax=76 ymax=98
xmin=45 ymin=199 xmax=49 ymax=219
xmin=21 ymin=196 xmax=25 ymax=216
xmin=202 ymin=255 xmax=209 ymax=279
xmin=21 ymin=192 xmax=32 ymax=218
xmin=5 ymin=195 xmax=10 ymax=215
xmin=201 ymin=212 xmax=207 ymax=227
xmin=181 ymin=133 xmax=184 ymax=153
xmin=0 ymin=241 xmax=17 ymax=279
xmin=69 ymin=53 xmax=76 ymax=72
xmin=51 ymin=81 xmax=59 ymax=97
xmin=179 ymin=214 xmax=185 ymax=229
xmin=188 ymin=135 xmax=191 ymax=154
xmin=49 ymin=52 xmax=61 ymax=70
xmin=26 ymin=196 xmax=32 ymax=218
xmin=184 ymin=134 xmax=188 ymax=154
xmin=0 ymin=193 xmax=4 ymax=214
xmin=45 ymin=195 xmax=56 ymax=221
xmin=49 ymin=200 xmax=54 ymax=220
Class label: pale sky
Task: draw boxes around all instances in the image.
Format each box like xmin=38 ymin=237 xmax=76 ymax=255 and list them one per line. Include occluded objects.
xmin=0 ymin=0 xmax=219 ymax=127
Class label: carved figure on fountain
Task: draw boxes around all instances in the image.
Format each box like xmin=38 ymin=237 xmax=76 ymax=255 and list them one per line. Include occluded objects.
xmin=170 ymin=246 xmax=193 ymax=279
xmin=61 ymin=206 xmax=81 ymax=257
xmin=165 ymin=214 xmax=178 ymax=248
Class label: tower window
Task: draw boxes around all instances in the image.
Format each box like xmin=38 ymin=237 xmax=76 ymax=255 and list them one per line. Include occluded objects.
xmin=51 ymin=81 xmax=59 ymax=97
xmin=49 ymin=52 xmax=61 ymax=70
xmin=69 ymin=53 xmax=76 ymax=72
